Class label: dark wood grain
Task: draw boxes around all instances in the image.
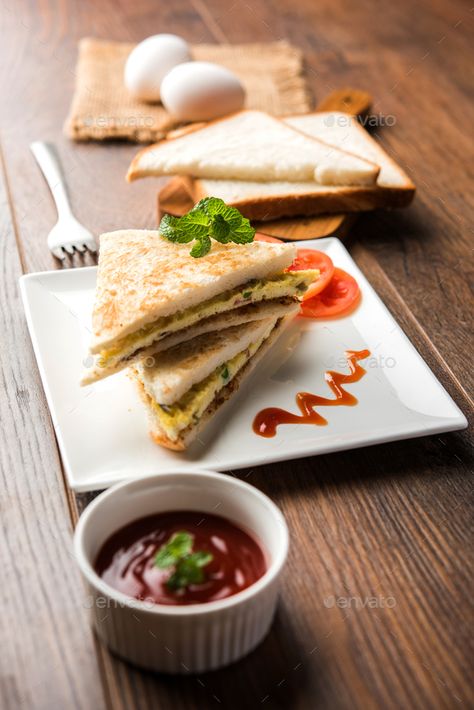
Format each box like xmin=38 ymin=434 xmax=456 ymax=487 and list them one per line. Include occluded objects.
xmin=1 ymin=0 xmax=473 ymax=709
xmin=0 ymin=146 xmax=105 ymax=708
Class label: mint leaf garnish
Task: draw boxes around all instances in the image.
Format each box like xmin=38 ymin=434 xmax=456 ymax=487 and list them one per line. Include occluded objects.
xmin=155 ymin=531 xmax=193 ymax=568
xmin=189 ymin=550 xmax=213 ymax=567
xmin=210 ymin=213 xmax=231 ymax=242
xmin=159 ymin=214 xmax=194 ymax=244
xmin=200 ymin=198 xmax=254 ymax=244
xmin=159 ymin=197 xmax=255 ymax=257
xmin=155 ymin=531 xmax=213 ymax=591
xmin=190 ymin=234 xmax=211 ymax=258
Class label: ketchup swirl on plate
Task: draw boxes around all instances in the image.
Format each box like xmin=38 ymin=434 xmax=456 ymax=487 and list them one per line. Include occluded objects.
xmin=253 ymin=349 xmax=370 ymax=437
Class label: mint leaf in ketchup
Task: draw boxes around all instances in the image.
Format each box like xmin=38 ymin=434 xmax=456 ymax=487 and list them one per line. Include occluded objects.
xmin=155 ymin=531 xmax=213 ymax=591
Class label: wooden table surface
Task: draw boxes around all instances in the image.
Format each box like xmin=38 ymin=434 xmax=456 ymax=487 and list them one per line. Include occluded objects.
xmin=2 ymin=0 xmax=473 ymax=708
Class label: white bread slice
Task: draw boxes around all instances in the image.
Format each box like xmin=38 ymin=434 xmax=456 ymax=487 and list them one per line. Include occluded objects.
xmin=90 ymin=230 xmax=296 ymax=353
xmin=132 ymin=315 xmax=290 ymax=451
xmin=185 ymin=111 xmax=415 ymax=220
xmin=127 ymin=110 xmax=379 ymax=187
xmin=135 ymin=316 xmax=279 ymax=406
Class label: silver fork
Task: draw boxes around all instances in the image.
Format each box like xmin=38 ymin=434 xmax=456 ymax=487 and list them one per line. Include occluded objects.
xmin=30 ymin=141 xmax=97 ymax=259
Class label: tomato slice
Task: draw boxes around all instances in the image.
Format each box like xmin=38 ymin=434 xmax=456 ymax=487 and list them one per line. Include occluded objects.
xmin=254 ymin=232 xmax=284 ymax=243
xmin=287 ymin=249 xmax=335 ymax=300
xmin=300 ymin=267 xmax=360 ymax=318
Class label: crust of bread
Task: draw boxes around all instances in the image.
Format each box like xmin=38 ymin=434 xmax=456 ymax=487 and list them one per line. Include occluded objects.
xmin=165 ymin=123 xmax=207 ymax=140
xmin=133 ymin=372 xmax=185 ymax=451
xmin=133 ymin=315 xmax=290 ymax=451
xmin=190 ymin=181 xmax=415 ymax=221
xmin=126 ymin=109 xmax=379 ymax=184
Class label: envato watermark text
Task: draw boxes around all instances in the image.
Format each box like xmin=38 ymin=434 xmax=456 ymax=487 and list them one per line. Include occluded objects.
xmin=324 ymin=354 xmax=396 ymax=370
xmin=83 ymin=115 xmax=155 ymax=128
xmin=83 ymin=594 xmax=156 ymax=611
xmin=324 ymin=595 xmax=396 ymax=609
xmin=324 ymin=113 xmax=397 ymax=128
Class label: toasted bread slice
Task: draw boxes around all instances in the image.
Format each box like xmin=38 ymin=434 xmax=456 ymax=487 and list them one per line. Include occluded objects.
xmin=89 ymin=230 xmax=295 ymax=353
xmin=184 ymin=111 xmax=415 ymax=220
xmin=127 ymin=110 xmax=379 ymax=186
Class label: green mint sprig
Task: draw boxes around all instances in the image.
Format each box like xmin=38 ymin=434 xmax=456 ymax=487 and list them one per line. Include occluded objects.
xmin=155 ymin=531 xmax=213 ymax=591
xmin=159 ymin=197 xmax=255 ymax=258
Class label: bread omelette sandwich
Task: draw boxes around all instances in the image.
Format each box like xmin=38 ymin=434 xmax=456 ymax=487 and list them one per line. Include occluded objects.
xmin=81 ymin=229 xmax=318 ymax=386
xmin=131 ymin=313 xmax=297 ymax=450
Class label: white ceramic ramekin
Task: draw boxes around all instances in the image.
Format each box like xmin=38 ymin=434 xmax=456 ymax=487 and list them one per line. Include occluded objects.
xmin=74 ymin=470 xmax=289 ymax=674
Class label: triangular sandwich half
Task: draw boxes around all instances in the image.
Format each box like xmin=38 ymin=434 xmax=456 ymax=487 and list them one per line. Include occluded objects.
xmin=82 ymin=230 xmax=317 ymax=385
xmin=131 ymin=313 xmax=296 ymax=450
xmin=126 ymin=110 xmax=380 ymax=187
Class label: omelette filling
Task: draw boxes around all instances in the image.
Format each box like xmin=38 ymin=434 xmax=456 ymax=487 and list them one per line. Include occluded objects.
xmin=98 ymin=270 xmax=318 ymax=368
xmin=139 ymin=324 xmax=277 ymax=442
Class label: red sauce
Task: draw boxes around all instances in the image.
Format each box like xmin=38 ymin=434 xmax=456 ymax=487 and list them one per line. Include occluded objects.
xmin=94 ymin=511 xmax=267 ymax=606
xmin=253 ymin=349 xmax=371 ymax=437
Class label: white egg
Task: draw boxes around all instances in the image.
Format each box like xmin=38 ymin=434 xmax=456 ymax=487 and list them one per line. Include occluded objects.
xmin=160 ymin=61 xmax=246 ymax=122
xmin=124 ymin=34 xmax=191 ymax=102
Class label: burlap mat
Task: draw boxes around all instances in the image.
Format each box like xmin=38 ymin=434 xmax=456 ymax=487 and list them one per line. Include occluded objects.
xmin=65 ymin=38 xmax=312 ymax=143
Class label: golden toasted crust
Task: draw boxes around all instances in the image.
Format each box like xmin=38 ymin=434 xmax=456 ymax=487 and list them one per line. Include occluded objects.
xmin=149 ymin=430 xmax=186 ymax=451
xmin=189 ymin=181 xmax=415 ymax=221
xmin=132 ymin=315 xmax=289 ymax=451
xmin=163 ymin=123 xmax=208 ymax=141
xmin=90 ymin=230 xmax=295 ymax=352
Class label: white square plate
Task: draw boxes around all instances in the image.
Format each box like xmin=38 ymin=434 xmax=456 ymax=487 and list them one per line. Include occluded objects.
xmin=20 ymin=238 xmax=467 ymax=491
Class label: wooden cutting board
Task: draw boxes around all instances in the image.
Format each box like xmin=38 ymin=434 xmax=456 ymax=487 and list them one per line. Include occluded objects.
xmin=157 ymin=88 xmax=372 ymax=240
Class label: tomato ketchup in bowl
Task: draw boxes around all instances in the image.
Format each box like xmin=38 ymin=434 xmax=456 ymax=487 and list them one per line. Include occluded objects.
xmin=74 ymin=470 xmax=288 ymax=674
xmin=95 ymin=511 xmax=267 ymax=606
